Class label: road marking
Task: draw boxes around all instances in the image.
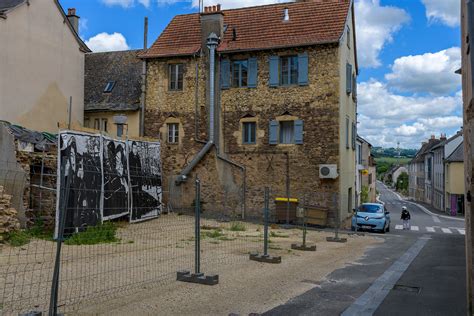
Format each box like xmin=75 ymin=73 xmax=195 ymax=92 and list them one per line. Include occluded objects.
xmin=342 ymin=236 xmax=430 ymax=316
xmin=432 ymin=216 xmax=441 ymax=223
xmin=426 ymin=227 xmax=435 ymax=232
xmin=458 ymin=229 xmax=466 ymax=235
xmin=395 ymin=225 xmax=403 ymax=230
xmin=441 ymin=228 xmax=452 ymax=234
xmin=411 ymin=226 xmax=419 ymax=231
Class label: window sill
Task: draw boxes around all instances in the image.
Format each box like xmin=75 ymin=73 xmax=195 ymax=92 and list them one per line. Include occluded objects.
xmin=168 ymin=90 xmax=184 ymax=93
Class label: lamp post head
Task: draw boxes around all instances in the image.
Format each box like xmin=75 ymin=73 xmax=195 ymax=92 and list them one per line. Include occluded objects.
xmin=206 ymin=32 xmax=220 ymax=50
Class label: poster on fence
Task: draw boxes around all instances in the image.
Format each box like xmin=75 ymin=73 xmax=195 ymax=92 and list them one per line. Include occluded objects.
xmin=128 ymin=140 xmax=162 ymax=223
xmin=102 ymin=137 xmax=129 ymax=220
xmin=55 ymin=131 xmax=162 ymax=236
xmin=56 ymin=131 xmax=102 ymax=235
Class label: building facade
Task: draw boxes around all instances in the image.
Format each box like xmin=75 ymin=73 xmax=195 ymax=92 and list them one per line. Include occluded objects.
xmin=84 ymin=50 xmax=143 ymax=138
xmin=141 ymin=1 xmax=358 ymax=224
xmin=0 ymin=0 xmax=90 ymax=132
xmin=445 ymin=142 xmax=465 ymax=216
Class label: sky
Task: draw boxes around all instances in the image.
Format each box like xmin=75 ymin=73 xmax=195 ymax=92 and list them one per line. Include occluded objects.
xmin=60 ymin=0 xmax=462 ymax=149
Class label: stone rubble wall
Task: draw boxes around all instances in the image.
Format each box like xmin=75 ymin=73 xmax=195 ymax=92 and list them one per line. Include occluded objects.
xmin=0 ymin=185 xmax=21 ymax=241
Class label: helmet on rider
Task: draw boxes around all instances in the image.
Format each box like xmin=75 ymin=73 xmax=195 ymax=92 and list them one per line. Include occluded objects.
xmin=402 ymin=206 xmax=407 ymax=211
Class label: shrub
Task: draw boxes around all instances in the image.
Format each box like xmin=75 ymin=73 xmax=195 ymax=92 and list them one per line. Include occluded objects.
xmin=5 ymin=230 xmax=31 ymax=247
xmin=229 ymin=222 xmax=246 ymax=232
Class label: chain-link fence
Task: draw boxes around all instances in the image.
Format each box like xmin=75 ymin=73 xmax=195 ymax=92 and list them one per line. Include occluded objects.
xmin=0 ymin=157 xmax=341 ymax=315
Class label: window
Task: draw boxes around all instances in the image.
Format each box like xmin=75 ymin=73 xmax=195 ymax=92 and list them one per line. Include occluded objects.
xmin=232 ymin=60 xmax=248 ymax=87
xmin=84 ymin=118 xmax=90 ymax=128
xmin=347 ymin=26 xmax=351 ymax=48
xmin=117 ymin=124 xmax=124 ymax=137
xmin=352 ymin=122 xmax=356 ymax=150
xmin=168 ymin=123 xmax=179 ymax=143
xmin=280 ymin=56 xmax=298 ymax=85
xmin=279 ymin=121 xmax=294 ymax=144
xmin=94 ymin=119 xmax=100 ymax=130
xmin=243 ymin=122 xmax=256 ymax=144
xmin=101 ymin=119 xmax=108 ymax=132
xmin=104 ymin=81 xmax=115 ymax=93
xmin=346 ymin=117 xmax=350 ymax=149
xmin=169 ymin=64 xmax=183 ymax=91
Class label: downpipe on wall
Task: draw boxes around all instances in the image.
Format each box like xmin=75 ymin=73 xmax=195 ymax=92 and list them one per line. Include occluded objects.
xmin=175 ymin=33 xmax=219 ymax=185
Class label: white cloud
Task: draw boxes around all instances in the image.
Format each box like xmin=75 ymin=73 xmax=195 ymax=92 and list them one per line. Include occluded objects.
xmin=101 ymin=0 xmax=135 ymax=8
xmin=421 ymin=0 xmax=460 ymax=27
xmin=355 ymin=0 xmax=410 ymax=68
xmin=357 ymin=80 xmax=462 ymax=148
xmin=85 ymin=32 xmax=130 ymax=52
xmin=385 ymin=47 xmax=461 ymax=95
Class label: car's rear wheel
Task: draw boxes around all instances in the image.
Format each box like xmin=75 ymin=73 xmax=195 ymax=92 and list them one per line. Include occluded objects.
xmin=386 ymin=225 xmax=390 ymax=233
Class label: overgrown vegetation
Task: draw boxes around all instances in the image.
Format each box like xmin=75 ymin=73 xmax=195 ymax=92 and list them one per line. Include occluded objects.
xmin=64 ymin=222 xmax=119 ymax=245
xmin=270 ymin=231 xmax=289 ymax=238
xmin=396 ymin=172 xmax=409 ymax=195
xmin=360 ymin=186 xmax=369 ymax=204
xmin=229 ymin=221 xmax=246 ymax=231
xmin=4 ymin=219 xmax=54 ymax=247
xmin=201 ymin=229 xmax=223 ymax=239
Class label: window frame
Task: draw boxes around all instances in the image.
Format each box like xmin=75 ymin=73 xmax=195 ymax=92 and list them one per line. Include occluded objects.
xmin=169 ymin=64 xmax=184 ymax=91
xmin=104 ymin=81 xmax=115 ymax=93
xmin=242 ymin=121 xmax=257 ymax=144
xmin=116 ymin=124 xmax=124 ymax=137
xmin=279 ymin=120 xmax=295 ymax=144
xmin=346 ymin=117 xmax=350 ymax=149
xmin=232 ymin=60 xmax=249 ymax=88
xmin=279 ymin=55 xmax=298 ymax=86
xmin=167 ymin=123 xmax=179 ymax=144
xmin=101 ymin=118 xmax=108 ymax=132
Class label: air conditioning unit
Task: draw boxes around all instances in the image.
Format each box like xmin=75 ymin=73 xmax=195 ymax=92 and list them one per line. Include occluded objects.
xmin=319 ymin=164 xmax=338 ymax=179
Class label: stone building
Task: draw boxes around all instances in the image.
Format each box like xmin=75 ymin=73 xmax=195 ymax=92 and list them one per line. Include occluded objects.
xmin=84 ymin=50 xmax=143 ymax=138
xmin=0 ymin=0 xmax=90 ymax=132
xmin=444 ymin=141 xmax=464 ymax=216
xmin=140 ymin=1 xmax=358 ymax=224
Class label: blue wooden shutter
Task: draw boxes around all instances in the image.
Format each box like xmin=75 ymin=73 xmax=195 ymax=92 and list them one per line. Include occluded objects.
xmin=298 ymin=53 xmax=309 ymax=86
xmin=221 ymin=59 xmax=230 ymax=89
xmin=269 ymin=120 xmax=278 ymax=144
xmin=269 ymin=56 xmax=279 ymax=87
xmin=294 ymin=120 xmax=303 ymax=144
xmin=248 ymin=58 xmax=258 ymax=88
xmin=346 ymin=63 xmax=352 ymax=94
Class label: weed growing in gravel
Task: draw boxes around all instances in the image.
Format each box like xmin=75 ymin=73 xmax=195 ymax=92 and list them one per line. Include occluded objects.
xmin=4 ymin=219 xmax=54 ymax=247
xmin=270 ymin=231 xmax=289 ymax=238
xmin=5 ymin=230 xmax=30 ymax=247
xmin=229 ymin=222 xmax=246 ymax=231
xmin=65 ymin=223 xmax=119 ymax=245
xmin=202 ymin=230 xmax=223 ymax=239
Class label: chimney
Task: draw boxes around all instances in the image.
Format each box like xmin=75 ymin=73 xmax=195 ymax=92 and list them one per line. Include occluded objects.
xmin=440 ymin=133 xmax=447 ymax=141
xmin=67 ymin=8 xmax=80 ymax=34
xmin=430 ymin=134 xmax=436 ymax=140
xmin=200 ymin=4 xmax=224 ymax=55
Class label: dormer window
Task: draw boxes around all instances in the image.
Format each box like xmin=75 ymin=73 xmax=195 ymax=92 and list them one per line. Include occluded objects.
xmin=104 ymin=81 xmax=115 ymax=93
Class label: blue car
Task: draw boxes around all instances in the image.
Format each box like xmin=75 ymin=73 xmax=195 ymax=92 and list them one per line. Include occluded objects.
xmin=351 ymin=203 xmax=391 ymax=233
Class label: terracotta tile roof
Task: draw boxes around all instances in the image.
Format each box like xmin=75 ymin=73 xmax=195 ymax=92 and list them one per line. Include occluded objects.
xmin=141 ymin=1 xmax=351 ymax=58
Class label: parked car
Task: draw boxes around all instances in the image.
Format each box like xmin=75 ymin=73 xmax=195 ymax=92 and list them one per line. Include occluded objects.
xmin=351 ymin=203 xmax=390 ymax=233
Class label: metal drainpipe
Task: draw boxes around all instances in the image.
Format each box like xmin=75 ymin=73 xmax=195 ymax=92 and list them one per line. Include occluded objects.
xmin=176 ymin=33 xmax=219 ymax=185
xmin=195 ymin=59 xmax=206 ymax=144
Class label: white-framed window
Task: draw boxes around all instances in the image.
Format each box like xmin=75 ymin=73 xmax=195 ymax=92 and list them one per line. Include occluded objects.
xmin=168 ymin=123 xmax=179 ymax=143
xmin=279 ymin=121 xmax=294 ymax=144
xmin=117 ymin=124 xmax=124 ymax=137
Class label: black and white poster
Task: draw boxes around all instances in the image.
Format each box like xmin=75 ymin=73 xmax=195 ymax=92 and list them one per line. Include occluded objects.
xmin=56 ymin=130 xmax=162 ymax=234
xmin=57 ymin=132 xmax=102 ymax=235
xmin=128 ymin=140 xmax=162 ymax=223
xmin=102 ymin=137 xmax=129 ymax=220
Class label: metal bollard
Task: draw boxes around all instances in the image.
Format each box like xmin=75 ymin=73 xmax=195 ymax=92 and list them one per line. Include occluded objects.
xmin=291 ymin=196 xmax=316 ymax=251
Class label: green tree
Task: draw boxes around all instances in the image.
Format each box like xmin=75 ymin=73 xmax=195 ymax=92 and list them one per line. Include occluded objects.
xmin=361 ymin=186 xmax=369 ymax=204
xmin=396 ymin=172 xmax=409 ymax=193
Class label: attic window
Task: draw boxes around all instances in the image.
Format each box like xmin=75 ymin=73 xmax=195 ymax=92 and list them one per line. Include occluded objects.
xmin=104 ymin=81 xmax=116 ymax=93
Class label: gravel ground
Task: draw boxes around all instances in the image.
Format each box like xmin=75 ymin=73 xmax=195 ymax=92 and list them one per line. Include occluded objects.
xmin=0 ymin=214 xmax=381 ymax=315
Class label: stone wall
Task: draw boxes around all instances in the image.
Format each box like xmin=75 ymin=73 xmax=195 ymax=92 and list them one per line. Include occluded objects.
xmin=145 ymin=44 xmax=343 ymax=224
xmin=0 ymin=185 xmax=21 ymax=240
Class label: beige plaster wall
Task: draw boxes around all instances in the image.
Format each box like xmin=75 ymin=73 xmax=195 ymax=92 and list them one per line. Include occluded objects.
xmin=84 ymin=111 xmax=140 ymax=138
xmin=0 ymin=0 xmax=85 ymax=132
xmin=338 ymin=4 xmax=357 ymax=218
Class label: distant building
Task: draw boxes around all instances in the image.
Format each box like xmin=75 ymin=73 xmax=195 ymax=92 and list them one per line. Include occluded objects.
xmin=0 ymin=0 xmax=90 ymax=132
xmin=391 ymin=165 xmax=408 ymax=187
xmin=356 ymin=136 xmax=376 ymax=205
xmin=430 ymin=131 xmax=463 ymax=212
xmin=84 ymin=50 xmax=143 ymax=138
xmin=445 ymin=141 xmax=464 ymax=216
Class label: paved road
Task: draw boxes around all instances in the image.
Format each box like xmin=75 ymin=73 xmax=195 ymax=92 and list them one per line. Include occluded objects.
xmin=264 ymin=182 xmax=466 ymax=316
